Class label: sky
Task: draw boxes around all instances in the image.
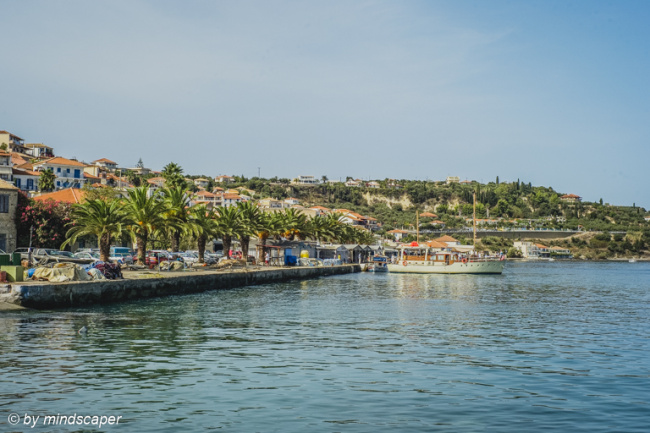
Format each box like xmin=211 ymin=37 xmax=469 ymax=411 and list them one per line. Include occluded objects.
xmin=2 ymin=0 xmax=649 ymax=208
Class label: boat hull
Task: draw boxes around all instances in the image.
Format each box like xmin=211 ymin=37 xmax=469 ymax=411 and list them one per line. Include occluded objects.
xmin=387 ymin=260 xmax=505 ymax=274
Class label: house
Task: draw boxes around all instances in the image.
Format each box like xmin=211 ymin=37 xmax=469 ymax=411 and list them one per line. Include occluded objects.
xmin=513 ymin=241 xmax=550 ymax=258
xmin=0 ymin=179 xmax=19 ymax=253
xmin=560 ymin=194 xmax=582 ymax=203
xmin=284 ymin=197 xmax=300 ymax=206
xmin=193 ymin=178 xmax=210 ymax=189
xmin=146 ymin=177 xmax=166 ymax=188
xmin=420 ymin=212 xmax=438 ymax=218
xmin=549 ymin=246 xmax=572 ymax=259
xmin=215 ymin=175 xmax=234 ymax=184
xmin=91 ymin=158 xmax=119 ymax=172
xmin=0 ymin=150 xmax=12 ymax=182
xmin=292 ymin=175 xmax=318 ymax=185
xmin=309 ymin=206 xmax=331 ymax=216
xmin=386 ymin=179 xmax=402 ymax=189
xmin=345 ymin=179 xmax=362 ymax=187
xmin=425 ymin=240 xmax=450 ymax=251
xmin=83 ymin=172 xmax=104 ymax=187
xmin=222 ymin=193 xmax=244 ymax=207
xmin=192 ymin=190 xmax=221 ymax=209
xmin=435 ymin=235 xmax=460 ymax=246
xmin=367 ymin=181 xmax=380 ymax=188
xmin=446 ymin=176 xmax=460 ymax=184
xmin=34 ymin=187 xmax=87 ymax=204
xmin=24 ymin=143 xmax=54 ymax=159
xmin=387 ymin=229 xmax=409 ymax=241
xmin=33 ymin=157 xmax=88 ymax=190
xmin=259 ymin=198 xmax=284 ymax=209
xmin=645 ymin=215 xmax=650 ymax=222
xmin=0 ymin=130 xmax=27 ymax=154
xmin=12 ymin=166 xmax=39 ymax=192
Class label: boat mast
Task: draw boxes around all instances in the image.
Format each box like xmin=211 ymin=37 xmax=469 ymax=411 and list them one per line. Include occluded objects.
xmin=416 ymin=210 xmax=419 ymax=244
xmin=473 ymin=191 xmax=477 ymax=247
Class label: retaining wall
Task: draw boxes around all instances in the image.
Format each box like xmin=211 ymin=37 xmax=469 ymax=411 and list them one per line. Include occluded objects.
xmin=0 ymin=265 xmax=360 ymax=309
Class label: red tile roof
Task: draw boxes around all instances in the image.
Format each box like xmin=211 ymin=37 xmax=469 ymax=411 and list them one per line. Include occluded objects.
xmin=34 ymin=188 xmax=87 ymax=204
xmin=38 ymin=156 xmax=87 ymax=167
xmin=92 ymin=158 xmax=118 ymax=164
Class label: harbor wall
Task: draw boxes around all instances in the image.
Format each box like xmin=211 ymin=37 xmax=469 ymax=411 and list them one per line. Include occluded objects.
xmin=0 ymin=265 xmax=360 ymax=309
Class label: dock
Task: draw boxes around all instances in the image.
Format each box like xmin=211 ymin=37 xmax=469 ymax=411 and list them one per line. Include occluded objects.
xmin=0 ymin=265 xmax=360 ymax=310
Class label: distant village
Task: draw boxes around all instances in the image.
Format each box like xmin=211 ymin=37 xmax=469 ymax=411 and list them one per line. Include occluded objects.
xmin=1 ymin=129 xmax=646 ymax=260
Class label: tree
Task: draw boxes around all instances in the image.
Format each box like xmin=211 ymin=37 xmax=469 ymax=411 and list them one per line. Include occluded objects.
xmin=256 ymin=211 xmax=284 ymax=260
xmin=161 ymin=162 xmax=185 ymax=188
xmin=39 ymin=169 xmax=56 ymax=192
xmin=279 ymin=208 xmax=309 ymax=240
xmin=61 ymin=199 xmax=127 ymax=261
xmin=161 ymin=186 xmax=191 ymax=252
xmin=124 ymin=186 xmax=167 ymax=264
xmin=16 ymin=193 xmax=72 ymax=248
xmin=214 ymin=205 xmax=241 ymax=259
xmin=187 ymin=205 xmax=217 ymax=263
xmin=236 ymin=201 xmax=262 ymax=259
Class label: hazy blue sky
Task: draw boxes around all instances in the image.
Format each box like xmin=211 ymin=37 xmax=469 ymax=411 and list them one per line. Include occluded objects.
xmin=2 ymin=0 xmax=649 ymax=208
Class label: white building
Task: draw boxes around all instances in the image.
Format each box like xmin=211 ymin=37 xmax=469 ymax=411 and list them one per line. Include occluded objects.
xmin=33 ymin=157 xmax=88 ymax=190
xmin=292 ymin=175 xmax=318 ymax=185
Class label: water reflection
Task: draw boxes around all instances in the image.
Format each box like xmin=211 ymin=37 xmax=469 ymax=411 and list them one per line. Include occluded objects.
xmin=1 ymin=262 xmax=649 ymax=432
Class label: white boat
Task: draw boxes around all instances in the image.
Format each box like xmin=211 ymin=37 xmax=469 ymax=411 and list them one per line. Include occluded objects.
xmin=368 ymin=255 xmax=389 ymax=273
xmin=387 ymin=244 xmax=505 ymax=274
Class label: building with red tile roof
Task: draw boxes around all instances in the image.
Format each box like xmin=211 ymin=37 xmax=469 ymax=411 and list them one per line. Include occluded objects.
xmin=34 ymin=188 xmax=87 ymax=204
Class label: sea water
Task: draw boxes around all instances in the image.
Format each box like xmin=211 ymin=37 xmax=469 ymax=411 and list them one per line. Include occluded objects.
xmin=1 ymin=261 xmax=649 ymax=432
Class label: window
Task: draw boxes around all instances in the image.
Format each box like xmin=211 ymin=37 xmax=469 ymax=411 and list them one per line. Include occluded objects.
xmin=0 ymin=233 xmax=6 ymax=252
xmin=27 ymin=179 xmax=34 ymax=190
xmin=57 ymin=167 xmax=61 ymax=173
xmin=0 ymin=194 xmax=9 ymax=213
xmin=15 ymin=178 xmax=21 ymax=188
xmin=74 ymin=169 xmax=80 ymax=178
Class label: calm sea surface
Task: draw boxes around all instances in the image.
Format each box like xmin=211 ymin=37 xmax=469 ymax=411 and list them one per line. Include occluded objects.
xmin=1 ymin=261 xmax=649 ymax=432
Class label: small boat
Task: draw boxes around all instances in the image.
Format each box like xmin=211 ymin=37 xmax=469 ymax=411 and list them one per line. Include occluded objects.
xmin=368 ymin=255 xmax=389 ymax=273
xmin=387 ymin=243 xmax=505 ymax=274
xmin=629 ymin=258 xmax=637 ymax=263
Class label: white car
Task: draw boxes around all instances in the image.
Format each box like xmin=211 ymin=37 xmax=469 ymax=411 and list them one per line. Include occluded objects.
xmin=73 ymin=251 xmax=101 ymax=263
xmin=179 ymin=252 xmax=199 ymax=264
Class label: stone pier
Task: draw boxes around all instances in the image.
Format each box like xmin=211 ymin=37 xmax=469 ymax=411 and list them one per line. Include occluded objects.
xmin=0 ymin=265 xmax=360 ymax=310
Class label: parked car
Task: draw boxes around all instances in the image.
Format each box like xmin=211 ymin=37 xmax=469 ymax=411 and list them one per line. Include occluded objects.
xmin=109 ymin=247 xmax=134 ymax=265
xmin=29 ymin=248 xmax=95 ymax=265
xmin=145 ymin=250 xmax=173 ymax=267
xmin=179 ymin=252 xmax=199 ymax=265
xmin=73 ymin=251 xmax=101 ymax=263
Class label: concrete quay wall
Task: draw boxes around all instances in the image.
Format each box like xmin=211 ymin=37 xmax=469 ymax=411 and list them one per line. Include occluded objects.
xmin=0 ymin=265 xmax=360 ymax=310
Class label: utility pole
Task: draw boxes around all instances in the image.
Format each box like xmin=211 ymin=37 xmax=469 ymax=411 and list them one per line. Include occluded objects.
xmin=258 ymin=167 xmax=261 ymax=178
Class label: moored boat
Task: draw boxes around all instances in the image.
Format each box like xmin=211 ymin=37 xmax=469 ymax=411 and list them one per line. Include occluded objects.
xmin=368 ymin=255 xmax=389 ymax=272
xmin=387 ymin=243 xmax=505 ymax=274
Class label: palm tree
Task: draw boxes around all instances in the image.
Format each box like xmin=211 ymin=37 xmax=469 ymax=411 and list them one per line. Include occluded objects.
xmin=187 ymin=205 xmax=217 ymax=263
xmin=39 ymin=169 xmax=56 ymax=192
xmin=256 ymin=210 xmax=284 ymax=260
xmin=162 ymin=186 xmax=191 ymax=252
xmin=61 ymin=199 xmax=127 ymax=261
xmin=124 ymin=186 xmax=167 ymax=264
xmin=214 ymin=205 xmax=241 ymax=259
xmin=236 ymin=201 xmax=262 ymax=259
xmin=279 ymin=208 xmax=308 ymax=240
xmin=161 ymin=162 xmax=185 ymax=188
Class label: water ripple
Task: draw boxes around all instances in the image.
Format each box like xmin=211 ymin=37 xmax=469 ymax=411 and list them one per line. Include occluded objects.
xmin=1 ymin=261 xmax=649 ymax=432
